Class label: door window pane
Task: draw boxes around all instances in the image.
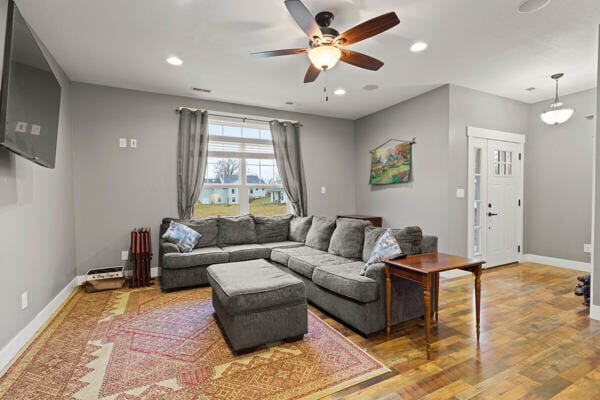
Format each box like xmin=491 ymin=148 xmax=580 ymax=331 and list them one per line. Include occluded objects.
xmin=249 ymin=188 xmax=288 ymax=216
xmin=474 ymin=148 xmax=481 ymax=174
xmin=195 ymin=188 xmax=240 ymax=217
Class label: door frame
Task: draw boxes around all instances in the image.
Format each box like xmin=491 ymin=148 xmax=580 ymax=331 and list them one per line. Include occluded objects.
xmin=467 ymin=127 xmax=526 ymax=265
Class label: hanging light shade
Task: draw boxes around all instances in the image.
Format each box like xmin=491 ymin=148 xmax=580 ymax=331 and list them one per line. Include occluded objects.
xmin=308 ymin=45 xmax=342 ymax=71
xmin=540 ymin=73 xmax=574 ymax=125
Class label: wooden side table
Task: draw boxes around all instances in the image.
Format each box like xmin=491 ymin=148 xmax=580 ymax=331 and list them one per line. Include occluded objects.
xmin=384 ymin=252 xmax=484 ymax=359
xmin=337 ymin=214 xmax=382 ymax=227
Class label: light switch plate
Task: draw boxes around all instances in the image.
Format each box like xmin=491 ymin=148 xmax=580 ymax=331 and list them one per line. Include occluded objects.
xmin=31 ymin=124 xmax=41 ymax=136
xmin=21 ymin=291 xmax=28 ymax=310
xmin=121 ymin=251 xmax=129 ymax=261
xmin=15 ymin=121 xmax=27 ymax=133
xmin=130 ymin=139 xmax=137 ymax=148
xmin=584 ymin=244 xmax=592 ymax=253
xmin=119 ymin=138 xmax=127 ymax=148
xmin=321 ymin=186 xmax=326 ymax=194
xmin=456 ymin=188 xmax=465 ymax=198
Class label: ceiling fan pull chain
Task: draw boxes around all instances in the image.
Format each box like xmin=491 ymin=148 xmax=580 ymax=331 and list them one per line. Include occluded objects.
xmin=324 ymin=70 xmax=329 ymax=102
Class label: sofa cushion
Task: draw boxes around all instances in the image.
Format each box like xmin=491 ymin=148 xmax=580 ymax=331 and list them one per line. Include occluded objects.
xmin=288 ymin=216 xmax=313 ymax=242
xmin=305 ymin=216 xmax=336 ymax=251
xmin=161 ymin=217 xmax=218 ymax=248
xmin=162 ymin=246 xmax=229 ymax=269
xmin=391 ymin=226 xmax=423 ymax=255
xmin=328 ymin=218 xmax=371 ymax=259
xmin=261 ymin=241 xmax=304 ymax=250
xmin=288 ymin=253 xmax=354 ymax=279
xmin=254 ymin=215 xmax=293 ymax=243
xmin=362 ymin=226 xmax=387 ymax=261
xmin=207 ymin=259 xmax=305 ymax=314
xmin=222 ymin=244 xmax=271 ymax=262
xmin=312 ymin=262 xmax=378 ymax=303
xmin=270 ymin=246 xmax=326 ymax=266
xmin=217 ymin=215 xmax=258 ymax=247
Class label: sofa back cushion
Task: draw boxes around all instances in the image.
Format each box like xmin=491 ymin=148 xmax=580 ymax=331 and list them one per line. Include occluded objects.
xmin=362 ymin=226 xmax=423 ymax=261
xmin=329 ymin=218 xmax=372 ymax=259
xmin=254 ymin=215 xmax=293 ymax=243
xmin=217 ymin=215 xmax=258 ymax=246
xmin=288 ymin=215 xmax=313 ymax=242
xmin=305 ymin=216 xmax=336 ymax=251
xmin=160 ymin=217 xmax=218 ymax=248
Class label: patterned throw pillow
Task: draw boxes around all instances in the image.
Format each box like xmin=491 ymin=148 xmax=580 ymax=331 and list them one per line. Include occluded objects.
xmin=162 ymin=221 xmax=202 ymax=253
xmin=360 ymin=229 xmax=402 ymax=276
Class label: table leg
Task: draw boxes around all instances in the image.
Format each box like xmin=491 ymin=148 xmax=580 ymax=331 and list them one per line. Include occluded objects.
xmin=386 ymin=264 xmax=391 ymax=336
xmin=423 ymin=274 xmax=432 ymax=360
xmin=434 ymin=272 xmax=439 ymax=325
xmin=474 ymin=266 xmax=482 ymax=342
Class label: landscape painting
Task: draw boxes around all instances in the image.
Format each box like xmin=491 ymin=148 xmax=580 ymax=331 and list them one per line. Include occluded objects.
xmin=369 ymin=142 xmax=412 ymax=185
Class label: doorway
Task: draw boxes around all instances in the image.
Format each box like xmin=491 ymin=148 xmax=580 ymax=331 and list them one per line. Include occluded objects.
xmin=467 ymin=127 xmax=525 ymax=268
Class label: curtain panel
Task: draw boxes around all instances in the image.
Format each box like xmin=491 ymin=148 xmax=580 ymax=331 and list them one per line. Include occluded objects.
xmin=177 ymin=109 xmax=209 ymax=220
xmin=270 ymin=120 xmax=307 ymax=216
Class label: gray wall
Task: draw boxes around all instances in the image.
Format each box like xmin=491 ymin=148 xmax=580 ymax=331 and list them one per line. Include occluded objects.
xmin=70 ymin=83 xmax=356 ymax=274
xmin=448 ymin=85 xmax=530 ymax=256
xmin=526 ymin=89 xmax=596 ymax=262
xmin=354 ymin=86 xmax=451 ymax=250
xmin=0 ymin=0 xmax=76 ymax=349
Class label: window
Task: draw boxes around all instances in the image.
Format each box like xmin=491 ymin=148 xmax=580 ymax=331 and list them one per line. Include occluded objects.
xmin=473 ymin=147 xmax=482 ymax=256
xmin=493 ymin=150 xmax=513 ymax=176
xmin=194 ymin=120 xmax=288 ymax=217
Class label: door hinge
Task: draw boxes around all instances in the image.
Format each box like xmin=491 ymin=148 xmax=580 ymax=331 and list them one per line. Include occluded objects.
xmin=518 ymin=199 xmax=521 ymax=207
xmin=519 ymin=153 xmax=522 ymax=160
xmin=518 ymin=245 xmax=521 ymax=253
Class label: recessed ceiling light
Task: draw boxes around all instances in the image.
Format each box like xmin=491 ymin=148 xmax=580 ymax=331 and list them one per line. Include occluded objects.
xmin=285 ymin=101 xmax=294 ymax=105
xmin=363 ymin=84 xmax=379 ymax=91
xmin=166 ymin=56 xmax=183 ymax=66
xmin=517 ymin=0 xmax=551 ymax=13
xmin=410 ymin=42 xmax=428 ymax=52
xmin=334 ymin=88 xmax=346 ymax=96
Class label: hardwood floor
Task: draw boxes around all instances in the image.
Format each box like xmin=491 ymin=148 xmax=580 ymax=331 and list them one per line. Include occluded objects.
xmin=313 ymin=262 xmax=600 ymax=400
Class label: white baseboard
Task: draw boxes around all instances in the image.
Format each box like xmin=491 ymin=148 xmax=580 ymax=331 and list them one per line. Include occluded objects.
xmin=0 ymin=275 xmax=79 ymax=374
xmin=522 ymin=254 xmax=591 ymax=273
xmin=590 ymin=305 xmax=600 ymax=321
xmin=440 ymin=270 xmax=470 ymax=279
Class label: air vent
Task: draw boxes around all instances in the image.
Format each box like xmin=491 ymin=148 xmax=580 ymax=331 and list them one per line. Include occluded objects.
xmin=192 ymin=87 xmax=211 ymax=93
xmin=285 ymin=101 xmax=294 ymax=105
xmin=525 ymin=87 xmax=536 ymax=91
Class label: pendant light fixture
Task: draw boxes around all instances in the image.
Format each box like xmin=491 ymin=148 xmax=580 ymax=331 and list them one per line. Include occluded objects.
xmin=540 ymin=73 xmax=574 ymax=125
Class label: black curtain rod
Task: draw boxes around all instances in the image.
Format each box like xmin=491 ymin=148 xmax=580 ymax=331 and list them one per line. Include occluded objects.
xmin=175 ymin=107 xmax=301 ymax=125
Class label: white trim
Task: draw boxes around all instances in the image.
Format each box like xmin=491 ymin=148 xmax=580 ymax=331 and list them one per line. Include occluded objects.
xmin=0 ymin=276 xmax=79 ymax=373
xmin=467 ymin=126 xmax=526 ymax=143
xmin=590 ymin=304 xmax=600 ymax=321
xmin=523 ymin=254 xmax=591 ymax=272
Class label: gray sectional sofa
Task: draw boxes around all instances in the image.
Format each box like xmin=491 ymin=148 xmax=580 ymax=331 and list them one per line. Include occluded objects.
xmin=159 ymin=214 xmax=438 ymax=336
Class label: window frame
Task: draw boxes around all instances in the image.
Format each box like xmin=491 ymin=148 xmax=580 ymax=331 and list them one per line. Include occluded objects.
xmin=199 ymin=119 xmax=289 ymax=216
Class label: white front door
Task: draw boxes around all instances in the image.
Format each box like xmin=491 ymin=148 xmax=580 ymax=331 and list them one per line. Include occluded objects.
xmin=485 ymin=140 xmax=521 ymax=267
xmin=467 ymin=127 xmax=524 ymax=268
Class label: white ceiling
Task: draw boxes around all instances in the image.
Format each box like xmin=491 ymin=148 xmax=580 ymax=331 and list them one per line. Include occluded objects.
xmin=16 ymin=0 xmax=600 ymax=119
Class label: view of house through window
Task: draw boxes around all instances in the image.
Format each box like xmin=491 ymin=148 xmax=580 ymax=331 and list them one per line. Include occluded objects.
xmin=194 ymin=121 xmax=288 ymax=217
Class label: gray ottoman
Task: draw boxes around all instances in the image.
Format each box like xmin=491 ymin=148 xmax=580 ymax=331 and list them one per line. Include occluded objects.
xmin=207 ymin=259 xmax=308 ymax=352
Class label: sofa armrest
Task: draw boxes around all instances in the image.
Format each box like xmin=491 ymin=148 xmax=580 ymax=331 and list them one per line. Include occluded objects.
xmin=421 ymin=235 xmax=438 ymax=253
xmin=160 ymin=241 xmax=180 ymax=255
xmin=365 ymin=262 xmax=385 ymax=283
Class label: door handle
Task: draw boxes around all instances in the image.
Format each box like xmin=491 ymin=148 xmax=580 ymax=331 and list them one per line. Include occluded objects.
xmin=488 ymin=212 xmax=498 ymax=217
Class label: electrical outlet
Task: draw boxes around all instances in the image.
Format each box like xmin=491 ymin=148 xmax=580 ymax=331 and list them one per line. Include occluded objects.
xmin=21 ymin=291 xmax=28 ymax=310
xmin=130 ymin=139 xmax=137 ymax=148
xmin=121 ymin=251 xmax=129 ymax=261
xmin=584 ymin=244 xmax=592 ymax=253
xmin=119 ymin=138 xmax=127 ymax=148
xmin=321 ymin=186 xmax=326 ymax=194
xmin=456 ymin=188 xmax=465 ymax=198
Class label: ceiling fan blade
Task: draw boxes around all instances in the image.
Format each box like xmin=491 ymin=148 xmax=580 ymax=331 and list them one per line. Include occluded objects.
xmin=336 ymin=12 xmax=400 ymax=46
xmin=285 ymin=0 xmax=322 ymax=42
xmin=251 ymin=48 xmax=308 ymax=58
xmin=304 ymin=64 xmax=321 ymax=83
xmin=340 ymin=50 xmax=384 ymax=71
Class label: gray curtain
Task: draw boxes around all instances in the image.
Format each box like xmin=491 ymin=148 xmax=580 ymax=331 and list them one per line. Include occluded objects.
xmin=177 ymin=109 xmax=209 ymax=220
xmin=270 ymin=120 xmax=307 ymax=216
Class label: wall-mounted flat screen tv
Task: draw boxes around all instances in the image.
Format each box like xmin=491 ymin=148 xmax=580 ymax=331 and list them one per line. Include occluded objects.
xmin=0 ymin=0 xmax=61 ymax=168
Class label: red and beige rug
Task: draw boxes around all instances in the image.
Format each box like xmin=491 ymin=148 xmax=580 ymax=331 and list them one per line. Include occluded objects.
xmin=0 ymin=284 xmax=389 ymax=399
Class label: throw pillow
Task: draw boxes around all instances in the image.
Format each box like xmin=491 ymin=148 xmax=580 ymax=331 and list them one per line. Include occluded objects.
xmin=305 ymin=216 xmax=336 ymax=251
xmin=160 ymin=217 xmax=218 ymax=248
xmin=288 ymin=215 xmax=313 ymax=242
xmin=362 ymin=226 xmax=387 ymax=261
xmin=254 ymin=214 xmax=293 ymax=243
xmin=217 ymin=215 xmax=258 ymax=246
xmin=161 ymin=221 xmax=202 ymax=253
xmin=328 ymin=218 xmax=372 ymax=259
xmin=361 ymin=229 xmax=402 ymax=276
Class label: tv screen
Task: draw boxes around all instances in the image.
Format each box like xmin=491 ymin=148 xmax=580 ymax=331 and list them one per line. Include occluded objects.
xmin=0 ymin=0 xmax=61 ymax=168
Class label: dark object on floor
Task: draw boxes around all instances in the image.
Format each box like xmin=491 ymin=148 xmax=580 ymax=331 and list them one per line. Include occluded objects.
xmin=130 ymin=228 xmax=153 ymax=287
xmin=574 ymin=274 xmax=590 ymax=306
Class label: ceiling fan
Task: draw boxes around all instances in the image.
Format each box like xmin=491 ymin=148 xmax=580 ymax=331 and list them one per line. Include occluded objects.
xmin=251 ymin=0 xmax=400 ymax=83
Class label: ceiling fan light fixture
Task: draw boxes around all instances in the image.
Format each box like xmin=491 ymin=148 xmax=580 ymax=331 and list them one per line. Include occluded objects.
xmin=540 ymin=73 xmax=574 ymax=125
xmin=308 ymin=45 xmax=341 ymax=70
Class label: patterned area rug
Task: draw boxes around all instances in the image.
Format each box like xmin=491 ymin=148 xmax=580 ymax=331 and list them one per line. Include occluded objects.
xmin=0 ymin=285 xmax=389 ymax=399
